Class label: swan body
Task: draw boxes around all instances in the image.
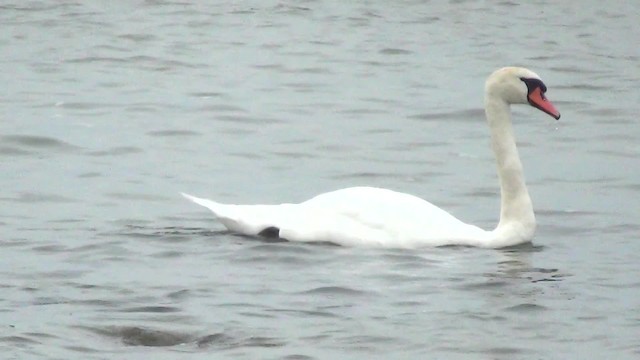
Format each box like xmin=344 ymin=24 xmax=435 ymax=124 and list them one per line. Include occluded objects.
xmin=183 ymin=67 xmax=561 ymax=249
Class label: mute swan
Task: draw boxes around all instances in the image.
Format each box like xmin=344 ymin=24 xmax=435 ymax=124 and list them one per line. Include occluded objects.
xmin=182 ymin=67 xmax=561 ymax=248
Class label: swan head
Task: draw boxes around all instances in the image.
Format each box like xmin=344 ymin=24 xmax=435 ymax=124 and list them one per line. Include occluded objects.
xmin=486 ymin=67 xmax=561 ymax=120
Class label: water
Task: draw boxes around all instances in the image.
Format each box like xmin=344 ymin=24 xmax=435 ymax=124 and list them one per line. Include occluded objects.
xmin=1 ymin=1 xmax=639 ymax=358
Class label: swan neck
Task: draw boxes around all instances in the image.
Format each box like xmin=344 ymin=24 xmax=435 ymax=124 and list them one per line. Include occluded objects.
xmin=485 ymin=96 xmax=535 ymax=244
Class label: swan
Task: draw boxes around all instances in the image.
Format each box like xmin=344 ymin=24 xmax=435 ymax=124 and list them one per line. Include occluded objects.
xmin=182 ymin=67 xmax=561 ymax=248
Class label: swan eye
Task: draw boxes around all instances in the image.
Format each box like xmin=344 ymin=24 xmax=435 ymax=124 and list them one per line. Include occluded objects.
xmin=520 ymin=77 xmax=547 ymax=95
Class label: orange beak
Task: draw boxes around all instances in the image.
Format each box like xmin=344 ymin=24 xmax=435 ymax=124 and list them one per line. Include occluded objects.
xmin=527 ymin=87 xmax=561 ymax=120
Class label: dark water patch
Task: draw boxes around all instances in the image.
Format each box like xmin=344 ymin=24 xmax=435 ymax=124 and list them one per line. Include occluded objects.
xmin=121 ymin=306 xmax=181 ymax=313
xmin=271 ymin=150 xmax=315 ymax=159
xmin=66 ymin=56 xmax=128 ymax=64
xmin=282 ymin=355 xmax=316 ymax=360
xmin=339 ymin=108 xmax=389 ymax=115
xmin=86 ymin=146 xmax=143 ymax=156
xmin=72 ymin=298 xmax=118 ymax=308
xmin=544 ymin=223 xmax=591 ymax=236
xmin=589 ymin=148 xmax=637 ymax=159
xmin=104 ymin=192 xmax=171 ymax=201
xmin=360 ymin=96 xmax=402 ymax=105
xmin=217 ymin=302 xmax=263 ymax=309
xmin=603 ymin=223 xmax=640 ymax=235
xmin=7 ymin=192 xmax=77 ymax=203
xmin=238 ymin=311 xmax=277 ymax=319
xmin=253 ymin=63 xmax=285 ymax=71
xmin=125 ymin=104 xmax=171 ymax=113
xmin=466 ymin=313 xmax=508 ymax=321
xmin=555 ymin=83 xmax=610 ymax=91
xmin=188 ymin=91 xmax=225 ymax=98
xmin=102 ymin=225 xmax=225 ymax=243
xmin=23 ymin=332 xmax=58 ymax=341
xmin=381 ymin=252 xmax=437 ymax=264
xmin=384 ymin=141 xmax=451 ymax=151
xmin=127 ymin=55 xmax=206 ymax=70
xmin=338 ymin=335 xmax=398 ymax=348
xmin=32 ymin=244 xmax=67 ymax=253
xmin=481 ymin=346 xmax=525 ymax=355
xmin=196 ymin=332 xmax=285 ymax=349
xmin=267 ymin=308 xmax=342 ymax=319
xmin=408 ymin=108 xmax=484 ymax=122
xmin=330 ymin=171 xmax=410 ymax=180
xmin=86 ymin=326 xmax=193 ymax=347
xmin=540 ymin=175 xmax=622 ymax=185
xmin=229 ymin=151 xmax=265 ymax=159
xmin=146 ymin=130 xmax=201 ymax=137
xmin=47 ymin=218 xmax=84 ymax=224
xmin=1 ymin=135 xmax=78 ymax=151
xmin=0 ymin=239 xmax=31 ymax=248
xmin=458 ymin=280 xmax=509 ymax=291
xmin=167 ymin=289 xmax=190 ymax=300
xmin=578 ymin=107 xmax=628 ymax=117
xmin=505 ymin=303 xmax=547 ymax=312
xmin=465 ymin=187 xmax=497 ymax=198
xmin=245 ymin=243 xmax=315 ymax=255
xmin=379 ymin=48 xmax=412 ymax=55
xmin=59 ymin=101 xmax=121 ymax=110
xmin=33 ymin=296 xmax=71 ymax=306
xmin=198 ymin=103 xmax=247 ymax=112
xmin=0 ymin=335 xmax=41 ymax=345
xmin=64 ymin=345 xmax=99 ymax=353
xmin=293 ymin=67 xmax=331 ymax=74
xmin=549 ymin=65 xmax=606 ymax=74
xmin=400 ymin=15 xmax=440 ymax=24
xmin=219 ymin=127 xmax=257 ymax=135
xmin=151 ymin=250 xmax=184 ymax=258
xmin=214 ymin=114 xmax=282 ymax=125
xmin=78 ymin=172 xmax=102 ymax=178
xmin=118 ymin=33 xmax=157 ymax=42
xmin=536 ymin=209 xmax=601 ymax=217
xmin=0 ymin=3 xmax=61 ymax=11
xmin=530 ymin=272 xmax=567 ymax=283
xmin=0 ymin=146 xmax=32 ymax=155
xmin=284 ymin=82 xmax=323 ymax=92
xmin=392 ymin=300 xmax=428 ymax=307
xmin=298 ymin=286 xmax=369 ymax=296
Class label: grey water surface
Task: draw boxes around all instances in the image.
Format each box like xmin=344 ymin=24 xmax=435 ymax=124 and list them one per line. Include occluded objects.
xmin=1 ymin=1 xmax=639 ymax=359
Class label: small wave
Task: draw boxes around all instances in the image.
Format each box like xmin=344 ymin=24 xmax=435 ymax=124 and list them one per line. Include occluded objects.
xmin=146 ymin=130 xmax=201 ymax=137
xmin=407 ymin=108 xmax=484 ymax=122
xmin=1 ymin=135 xmax=79 ymax=152
xmin=120 ymin=306 xmax=181 ymax=313
xmin=87 ymin=326 xmax=192 ymax=347
xmin=298 ymin=286 xmax=369 ymax=296
xmin=379 ymin=48 xmax=412 ymax=55
xmin=504 ymin=303 xmax=548 ymax=312
xmin=82 ymin=326 xmax=285 ymax=349
xmin=10 ymin=192 xmax=77 ymax=203
xmin=85 ymin=146 xmax=143 ymax=157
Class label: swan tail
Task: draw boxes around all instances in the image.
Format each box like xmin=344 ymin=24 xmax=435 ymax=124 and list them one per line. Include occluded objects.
xmin=180 ymin=192 xmax=274 ymax=235
xmin=181 ymin=192 xmax=225 ymax=213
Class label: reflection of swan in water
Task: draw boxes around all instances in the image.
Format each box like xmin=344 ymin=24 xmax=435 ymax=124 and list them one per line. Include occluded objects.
xmin=496 ymin=246 xmax=565 ymax=283
xmin=183 ymin=67 xmax=561 ymax=249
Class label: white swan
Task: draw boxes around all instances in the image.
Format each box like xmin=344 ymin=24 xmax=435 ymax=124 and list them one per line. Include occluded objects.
xmin=182 ymin=67 xmax=561 ymax=248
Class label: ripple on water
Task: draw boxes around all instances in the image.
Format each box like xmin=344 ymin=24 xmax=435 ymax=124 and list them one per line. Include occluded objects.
xmin=0 ymin=135 xmax=79 ymax=155
xmin=504 ymin=303 xmax=548 ymax=313
xmin=9 ymin=192 xmax=77 ymax=204
xmin=146 ymin=130 xmax=202 ymax=137
xmin=297 ymin=286 xmax=370 ymax=297
xmin=80 ymin=326 xmax=286 ymax=349
xmin=85 ymin=146 xmax=143 ymax=157
xmin=407 ymin=108 xmax=485 ymax=122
